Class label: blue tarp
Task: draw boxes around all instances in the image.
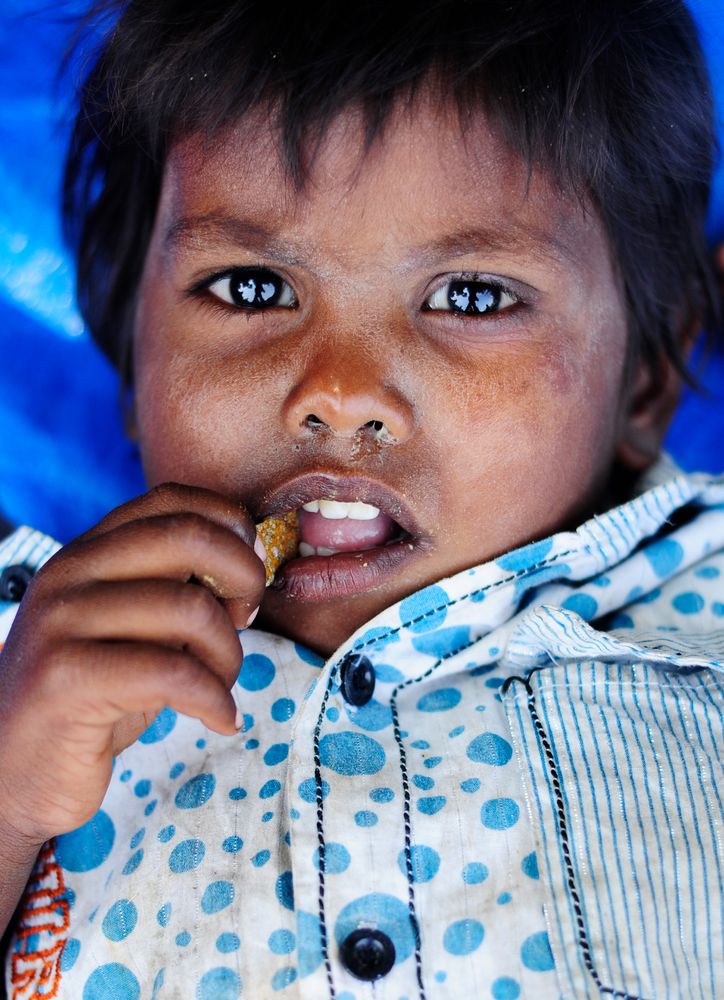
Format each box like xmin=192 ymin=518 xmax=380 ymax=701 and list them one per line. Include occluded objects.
xmin=0 ymin=1 xmax=723 ymax=542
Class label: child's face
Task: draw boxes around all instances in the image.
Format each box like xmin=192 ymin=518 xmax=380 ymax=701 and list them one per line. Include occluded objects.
xmin=133 ymin=97 xmax=640 ymax=655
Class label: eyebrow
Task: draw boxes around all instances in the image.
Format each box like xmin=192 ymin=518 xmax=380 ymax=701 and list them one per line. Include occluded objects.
xmin=165 ymin=213 xmax=577 ymax=270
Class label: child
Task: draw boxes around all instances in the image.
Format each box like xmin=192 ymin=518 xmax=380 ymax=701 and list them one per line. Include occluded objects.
xmin=0 ymin=1 xmax=722 ymax=997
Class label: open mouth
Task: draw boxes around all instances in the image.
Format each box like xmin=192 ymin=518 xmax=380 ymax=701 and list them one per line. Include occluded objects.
xmin=258 ymin=476 xmax=422 ymax=601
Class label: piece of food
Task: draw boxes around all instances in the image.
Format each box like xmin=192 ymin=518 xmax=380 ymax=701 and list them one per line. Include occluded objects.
xmin=255 ymin=512 xmax=299 ymax=584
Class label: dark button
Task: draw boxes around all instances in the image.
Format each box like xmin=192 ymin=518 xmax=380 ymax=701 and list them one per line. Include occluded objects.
xmin=340 ymin=928 xmax=395 ymax=980
xmin=0 ymin=564 xmax=33 ymax=602
xmin=339 ymin=652 xmax=375 ymax=706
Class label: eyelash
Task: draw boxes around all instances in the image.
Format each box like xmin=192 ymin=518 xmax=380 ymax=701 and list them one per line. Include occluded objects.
xmin=189 ymin=267 xmax=520 ymax=318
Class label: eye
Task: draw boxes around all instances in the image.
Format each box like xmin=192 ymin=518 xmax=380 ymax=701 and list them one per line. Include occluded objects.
xmin=205 ymin=267 xmax=297 ymax=309
xmin=424 ymin=277 xmax=517 ymax=316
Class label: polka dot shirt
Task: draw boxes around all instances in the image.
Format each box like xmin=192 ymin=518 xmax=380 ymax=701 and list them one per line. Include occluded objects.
xmin=3 ymin=460 xmax=723 ymax=999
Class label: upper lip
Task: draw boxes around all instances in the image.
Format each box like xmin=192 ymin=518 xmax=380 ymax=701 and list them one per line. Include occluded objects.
xmin=259 ymin=472 xmax=421 ymax=539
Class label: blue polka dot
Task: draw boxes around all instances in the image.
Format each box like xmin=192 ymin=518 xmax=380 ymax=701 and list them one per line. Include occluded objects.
xmin=83 ymin=964 xmax=140 ymax=1000
xmin=276 ymin=871 xmax=294 ymax=910
xmin=271 ymin=967 xmax=297 ymax=991
xmin=424 ymin=756 xmax=442 ymax=769
xmin=120 ymin=770 xmax=131 ymax=782
xmin=102 ymin=900 xmax=137 ymax=941
xmin=151 ymin=970 xmax=164 ymax=1000
xmin=238 ymin=713 xmax=254 ymax=733
xmin=201 ymin=880 xmax=234 ymax=914
xmin=313 ymin=842 xmax=350 ymax=873
xmin=122 ymin=849 xmax=143 ymax=875
xmin=298 ymin=777 xmax=330 ymax=802
xmin=319 ymin=731 xmax=386 ymax=775
xmin=412 ymin=626 xmax=470 ymax=659
xmin=374 ymin=662 xmax=405 ymax=682
xmin=262 ymin=810 xmax=274 ymax=822
xmin=413 ymin=774 xmax=434 ymax=790
xmin=268 ymin=929 xmax=296 ymax=954
xmin=354 ymin=810 xmax=378 ymax=827
xmin=176 ymin=931 xmax=191 ymax=947
xmin=521 ymin=931 xmax=555 ymax=971
xmin=245 ymin=738 xmax=259 ymax=749
xmin=460 ymin=778 xmax=480 ymax=793
xmin=238 ymin=653 xmax=276 ymax=690
xmin=644 ymin=538 xmax=684 ymax=578
xmin=157 ymin=903 xmax=171 ymax=927
xmin=561 ymin=593 xmax=598 ymax=620
xmin=297 ymin=910 xmax=324 ymax=976
xmin=252 ymin=850 xmax=270 ymax=867
xmin=467 ymin=733 xmax=513 ymax=766
xmin=400 ymin=585 xmax=449 ymax=632
xmin=327 ymin=706 xmax=339 ymax=722
xmin=60 ymin=937 xmax=80 ymax=971
xmin=138 ymin=707 xmax=177 ymax=743
xmin=217 ymin=933 xmax=240 ymax=953
xmin=294 ymin=643 xmax=324 ymax=666
xmin=449 ymin=725 xmax=465 ymax=738
xmin=222 ymin=836 xmax=243 ymax=853
xmin=492 ymin=976 xmax=521 ymax=999
xmin=397 ymin=845 xmax=440 ymax=882
xmin=175 ymin=773 xmax=216 ymax=809
xmin=129 ymin=829 xmax=145 ymax=849
xmin=416 ymin=688 xmax=462 ymax=712
xmin=169 ymin=839 xmax=205 ymax=873
xmin=144 ymin=799 xmax=157 ymax=817
xmin=370 ymin=786 xmax=394 ymax=803
xmin=55 ymin=810 xmax=115 ymax=872
xmin=271 ymin=698 xmax=295 ymax=722
xmin=462 ymin=862 xmax=489 ymax=884
xmin=229 ymin=787 xmax=247 ymax=800
xmin=169 ymin=762 xmax=185 ymax=779
xmin=196 ymin=967 xmax=241 ymax=1000
xmin=521 ymin=852 xmax=539 ymax=880
xmin=481 ymin=798 xmax=520 ymax=830
xmin=713 ymin=602 xmax=724 ymax=617
xmin=443 ymin=919 xmax=484 ymax=955
xmin=609 ymin=613 xmax=635 ymax=629
xmin=334 ymin=894 xmax=415 ymax=964
xmin=260 ymin=779 xmax=282 ymax=799
xmin=672 ymin=591 xmax=705 ymax=614
xmin=411 ymin=739 xmax=430 ymax=749
xmin=134 ymin=779 xmax=151 ymax=798
xmin=264 ymin=743 xmax=289 ymax=766
xmin=496 ymin=538 xmax=553 ymax=573
xmin=695 ymin=565 xmax=720 ymax=579
xmin=497 ymin=892 xmax=512 ymax=904
xmin=344 ymin=699 xmax=393 ymax=731
xmin=417 ymin=796 xmax=446 ymax=815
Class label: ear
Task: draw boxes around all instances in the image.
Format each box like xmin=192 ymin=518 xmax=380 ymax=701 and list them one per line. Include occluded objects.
xmin=615 ymin=328 xmax=698 ymax=473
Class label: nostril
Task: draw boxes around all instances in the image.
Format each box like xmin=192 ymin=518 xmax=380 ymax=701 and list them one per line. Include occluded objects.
xmin=305 ymin=414 xmax=327 ymax=429
xmin=365 ymin=420 xmax=385 ymax=432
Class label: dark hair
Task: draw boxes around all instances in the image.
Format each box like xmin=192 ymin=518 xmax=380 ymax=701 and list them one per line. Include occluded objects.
xmin=63 ymin=0 xmax=720 ymax=384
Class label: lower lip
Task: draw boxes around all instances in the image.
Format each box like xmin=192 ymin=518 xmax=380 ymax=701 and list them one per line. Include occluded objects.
xmin=270 ymin=537 xmax=418 ymax=601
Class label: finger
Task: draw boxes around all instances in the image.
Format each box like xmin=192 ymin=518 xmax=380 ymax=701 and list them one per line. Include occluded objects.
xmin=42 ymin=639 xmax=239 ymax=742
xmin=81 ymin=482 xmax=257 ymax=549
xmin=52 ymin=512 xmax=265 ymax=626
xmin=44 ymin=579 xmax=244 ymax=688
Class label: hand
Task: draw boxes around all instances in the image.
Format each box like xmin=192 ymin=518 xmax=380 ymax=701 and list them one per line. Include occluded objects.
xmin=0 ymin=483 xmax=265 ymax=849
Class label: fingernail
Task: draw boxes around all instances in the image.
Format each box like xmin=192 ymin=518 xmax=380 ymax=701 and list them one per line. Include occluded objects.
xmin=245 ymin=606 xmax=259 ymax=628
xmin=254 ymin=535 xmax=267 ymax=563
xmin=235 ymin=705 xmax=244 ymax=731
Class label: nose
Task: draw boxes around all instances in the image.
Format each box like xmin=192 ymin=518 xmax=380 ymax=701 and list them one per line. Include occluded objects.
xmin=282 ymin=344 xmax=414 ymax=444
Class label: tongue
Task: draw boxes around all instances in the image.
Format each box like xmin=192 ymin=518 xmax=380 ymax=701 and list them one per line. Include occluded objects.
xmin=297 ymin=509 xmax=399 ymax=552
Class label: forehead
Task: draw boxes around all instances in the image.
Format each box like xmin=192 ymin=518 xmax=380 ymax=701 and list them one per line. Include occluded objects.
xmin=159 ymin=97 xmax=607 ymax=274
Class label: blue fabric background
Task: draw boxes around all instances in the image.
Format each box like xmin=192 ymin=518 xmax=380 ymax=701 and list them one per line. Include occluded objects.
xmin=0 ymin=1 xmax=722 ymax=543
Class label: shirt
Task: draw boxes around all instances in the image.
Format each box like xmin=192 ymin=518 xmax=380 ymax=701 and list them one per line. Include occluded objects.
xmin=2 ymin=458 xmax=723 ymax=1000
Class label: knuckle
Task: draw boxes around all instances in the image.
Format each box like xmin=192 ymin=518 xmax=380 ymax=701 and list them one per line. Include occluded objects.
xmin=178 ymin=583 xmax=222 ymax=632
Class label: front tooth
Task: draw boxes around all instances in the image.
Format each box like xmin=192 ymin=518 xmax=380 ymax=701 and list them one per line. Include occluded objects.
xmin=299 ymin=542 xmax=316 ymax=557
xmin=317 ymin=546 xmax=337 ymax=556
xmin=302 ymin=500 xmax=320 ymax=513
xmin=347 ymin=501 xmax=380 ymax=520
xmin=318 ymin=499 xmax=348 ymax=519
